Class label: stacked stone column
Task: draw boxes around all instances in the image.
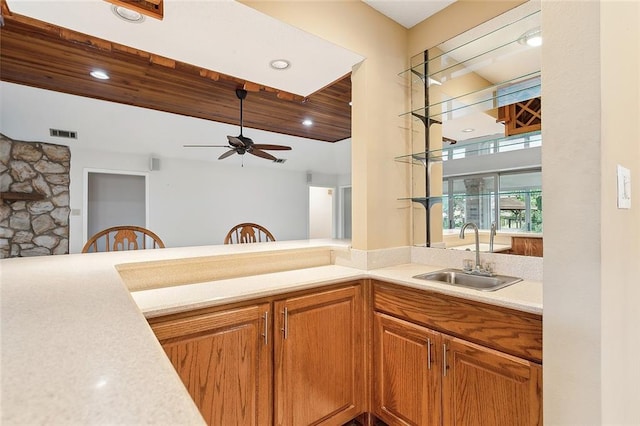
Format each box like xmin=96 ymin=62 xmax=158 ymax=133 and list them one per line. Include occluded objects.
xmin=0 ymin=133 xmax=70 ymax=258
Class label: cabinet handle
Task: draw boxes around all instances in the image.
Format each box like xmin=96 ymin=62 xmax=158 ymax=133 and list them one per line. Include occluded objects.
xmin=442 ymin=343 xmax=448 ymax=377
xmin=427 ymin=338 xmax=432 ymax=370
xmin=281 ymin=307 xmax=288 ymax=339
xmin=262 ymin=311 xmax=269 ymax=345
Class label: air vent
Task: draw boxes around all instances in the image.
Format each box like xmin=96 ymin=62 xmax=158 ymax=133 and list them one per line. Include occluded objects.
xmin=49 ymin=129 xmax=77 ymax=139
xmin=273 ymin=158 xmax=287 ymax=164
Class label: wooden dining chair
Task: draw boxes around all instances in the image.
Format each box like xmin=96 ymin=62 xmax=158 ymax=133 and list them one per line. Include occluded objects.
xmin=224 ymin=223 xmax=276 ymax=244
xmin=82 ymin=225 xmax=165 ymax=253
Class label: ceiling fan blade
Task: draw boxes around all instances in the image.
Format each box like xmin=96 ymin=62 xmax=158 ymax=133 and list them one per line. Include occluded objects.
xmin=183 ymin=144 xmax=230 ymax=148
xmin=252 ymin=144 xmax=292 ymax=151
xmin=249 ymin=148 xmax=277 ymax=161
xmin=227 ymin=135 xmax=245 ymax=147
xmin=218 ymin=149 xmax=237 ymax=160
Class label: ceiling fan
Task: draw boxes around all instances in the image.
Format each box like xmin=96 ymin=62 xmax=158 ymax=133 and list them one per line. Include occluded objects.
xmin=184 ymin=88 xmax=292 ymax=161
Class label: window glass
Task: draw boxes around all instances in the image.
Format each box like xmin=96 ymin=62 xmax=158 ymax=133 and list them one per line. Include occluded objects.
xmin=443 ymin=169 xmax=542 ymax=232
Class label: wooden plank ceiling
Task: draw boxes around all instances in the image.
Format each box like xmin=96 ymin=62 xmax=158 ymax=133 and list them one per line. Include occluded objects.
xmin=0 ymin=2 xmax=352 ymax=142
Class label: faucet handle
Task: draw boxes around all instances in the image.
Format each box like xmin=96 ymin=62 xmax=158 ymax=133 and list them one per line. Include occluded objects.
xmin=462 ymin=259 xmax=474 ymax=271
xmin=482 ymin=261 xmax=496 ymax=275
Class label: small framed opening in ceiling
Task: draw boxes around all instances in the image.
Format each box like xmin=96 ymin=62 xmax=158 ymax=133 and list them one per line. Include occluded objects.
xmin=103 ymin=0 xmax=163 ymax=21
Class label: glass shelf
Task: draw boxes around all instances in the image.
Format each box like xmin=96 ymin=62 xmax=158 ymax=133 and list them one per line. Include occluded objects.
xmin=394 ymin=130 xmax=542 ymax=165
xmin=400 ymin=189 xmax=542 ymax=208
xmin=398 ymin=9 xmax=541 ymax=79
xmin=400 ymin=71 xmax=541 ymax=123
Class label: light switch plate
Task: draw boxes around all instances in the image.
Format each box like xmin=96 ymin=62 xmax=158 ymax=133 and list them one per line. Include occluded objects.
xmin=617 ymin=165 xmax=631 ymax=209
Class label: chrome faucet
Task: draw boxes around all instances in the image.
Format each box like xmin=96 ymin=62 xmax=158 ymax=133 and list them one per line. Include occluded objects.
xmin=460 ymin=222 xmax=481 ymax=271
xmin=460 ymin=222 xmax=493 ymax=276
xmin=489 ymin=222 xmax=497 ymax=253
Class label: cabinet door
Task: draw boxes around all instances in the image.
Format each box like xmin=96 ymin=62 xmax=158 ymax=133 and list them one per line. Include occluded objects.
xmin=373 ymin=312 xmax=441 ymax=426
xmin=274 ymin=284 xmax=364 ymax=426
xmin=442 ymin=336 xmax=542 ymax=426
xmin=150 ymin=303 xmax=272 ymax=426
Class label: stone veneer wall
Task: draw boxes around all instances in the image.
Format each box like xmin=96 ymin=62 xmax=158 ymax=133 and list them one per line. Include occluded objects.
xmin=0 ymin=133 xmax=71 ymax=258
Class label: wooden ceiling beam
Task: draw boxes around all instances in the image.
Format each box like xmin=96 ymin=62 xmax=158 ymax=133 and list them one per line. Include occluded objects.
xmin=0 ymin=6 xmax=352 ymax=142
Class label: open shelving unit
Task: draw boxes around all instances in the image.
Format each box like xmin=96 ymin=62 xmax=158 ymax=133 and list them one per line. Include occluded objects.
xmin=398 ymin=2 xmax=541 ymax=247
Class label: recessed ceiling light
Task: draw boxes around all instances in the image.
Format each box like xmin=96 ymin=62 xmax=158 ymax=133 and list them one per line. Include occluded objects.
xmin=270 ymin=59 xmax=291 ymax=70
xmin=111 ymin=5 xmax=145 ymax=23
xmin=526 ymin=34 xmax=542 ymax=47
xmin=302 ymin=119 xmax=313 ymax=126
xmin=90 ymin=70 xmax=110 ymax=80
xmin=462 ymin=128 xmax=475 ymax=133
xmin=519 ymin=27 xmax=542 ymax=47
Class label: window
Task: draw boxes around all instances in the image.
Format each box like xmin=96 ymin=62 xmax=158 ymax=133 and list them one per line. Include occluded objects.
xmin=443 ymin=169 xmax=542 ymax=232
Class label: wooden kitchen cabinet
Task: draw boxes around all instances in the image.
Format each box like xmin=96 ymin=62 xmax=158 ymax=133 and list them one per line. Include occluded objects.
xmin=274 ymin=284 xmax=364 ymax=426
xmin=373 ymin=312 xmax=441 ymax=426
xmin=149 ymin=281 xmax=365 ymax=426
xmin=372 ymin=281 xmax=542 ymax=426
xmin=149 ymin=303 xmax=272 ymax=426
xmin=442 ymin=336 xmax=542 ymax=426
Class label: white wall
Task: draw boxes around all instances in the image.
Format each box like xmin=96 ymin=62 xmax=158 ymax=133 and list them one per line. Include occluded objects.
xmin=543 ymin=1 xmax=640 ymax=424
xmin=69 ymin=148 xmax=311 ymax=252
xmin=599 ymin=1 xmax=640 ymax=424
xmin=1 ymin=82 xmax=351 ymax=253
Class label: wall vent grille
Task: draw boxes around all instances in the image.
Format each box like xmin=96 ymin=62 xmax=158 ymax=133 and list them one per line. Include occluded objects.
xmin=49 ymin=129 xmax=77 ymax=139
xmin=273 ymin=158 xmax=287 ymax=164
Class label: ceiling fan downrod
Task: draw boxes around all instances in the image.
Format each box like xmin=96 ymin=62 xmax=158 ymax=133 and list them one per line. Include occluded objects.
xmin=236 ymin=89 xmax=248 ymax=137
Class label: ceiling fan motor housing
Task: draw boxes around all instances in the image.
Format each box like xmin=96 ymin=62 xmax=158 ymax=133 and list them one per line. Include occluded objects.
xmin=236 ymin=88 xmax=248 ymax=100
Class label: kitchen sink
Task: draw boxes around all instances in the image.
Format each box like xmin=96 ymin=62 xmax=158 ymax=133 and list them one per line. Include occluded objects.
xmin=413 ymin=268 xmax=522 ymax=292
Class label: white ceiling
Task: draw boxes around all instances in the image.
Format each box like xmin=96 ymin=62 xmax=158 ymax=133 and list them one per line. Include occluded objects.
xmin=362 ymin=0 xmax=456 ymax=28
xmin=3 ymin=0 xmax=456 ymax=172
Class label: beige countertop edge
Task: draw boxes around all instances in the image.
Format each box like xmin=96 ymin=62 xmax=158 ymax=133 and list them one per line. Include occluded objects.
xmin=133 ymin=265 xmax=367 ymax=318
xmin=368 ymin=264 xmax=542 ymax=315
xmin=133 ymin=263 xmax=542 ymax=318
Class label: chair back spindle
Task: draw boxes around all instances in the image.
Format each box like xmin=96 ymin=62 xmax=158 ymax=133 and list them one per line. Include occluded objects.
xmin=82 ymin=226 xmax=165 ymax=253
xmin=224 ymin=223 xmax=275 ymax=244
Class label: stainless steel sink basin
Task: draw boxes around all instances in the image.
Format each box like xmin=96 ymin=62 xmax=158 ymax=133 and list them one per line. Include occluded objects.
xmin=413 ymin=268 xmax=522 ymax=292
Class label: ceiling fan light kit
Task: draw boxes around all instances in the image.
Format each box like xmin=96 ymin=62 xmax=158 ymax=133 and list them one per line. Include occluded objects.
xmin=184 ymin=89 xmax=292 ymax=163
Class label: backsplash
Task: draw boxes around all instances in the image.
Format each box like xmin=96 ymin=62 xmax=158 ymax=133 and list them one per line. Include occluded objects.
xmin=0 ymin=133 xmax=70 ymax=258
xmin=334 ymin=245 xmax=542 ymax=282
xmin=411 ymin=246 xmax=543 ymax=282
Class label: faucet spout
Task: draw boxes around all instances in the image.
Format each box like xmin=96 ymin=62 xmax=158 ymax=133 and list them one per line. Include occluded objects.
xmin=460 ymin=222 xmax=481 ymax=272
xmin=490 ymin=222 xmax=497 ymax=253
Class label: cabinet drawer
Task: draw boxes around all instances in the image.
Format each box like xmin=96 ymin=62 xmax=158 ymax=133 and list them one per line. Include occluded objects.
xmin=373 ymin=281 xmax=542 ymax=363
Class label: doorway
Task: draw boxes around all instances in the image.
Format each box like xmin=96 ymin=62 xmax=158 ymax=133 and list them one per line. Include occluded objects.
xmin=339 ymin=186 xmax=352 ymax=239
xmin=309 ymin=186 xmax=335 ymax=239
xmin=84 ymin=170 xmax=148 ymax=244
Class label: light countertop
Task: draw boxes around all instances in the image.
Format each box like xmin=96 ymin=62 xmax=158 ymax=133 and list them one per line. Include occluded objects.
xmin=0 ymin=240 xmax=541 ymax=424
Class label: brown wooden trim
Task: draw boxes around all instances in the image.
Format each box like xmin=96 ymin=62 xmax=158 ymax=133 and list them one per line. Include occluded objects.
xmin=0 ymin=191 xmax=45 ymax=203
